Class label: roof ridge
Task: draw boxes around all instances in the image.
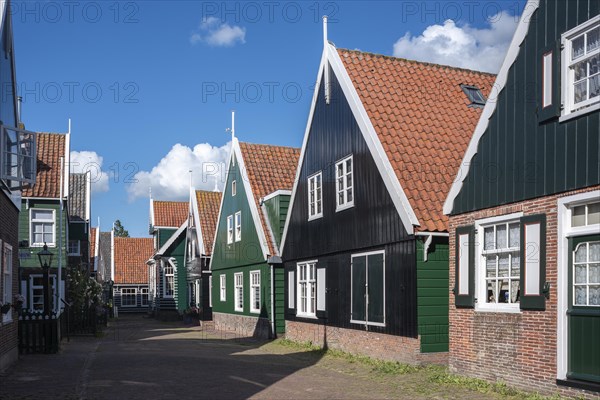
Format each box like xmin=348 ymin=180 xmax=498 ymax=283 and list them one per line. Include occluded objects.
xmin=153 ymin=200 xmax=187 ymax=204
xmin=239 ymin=141 xmax=300 ymax=150
xmin=337 ymin=48 xmax=497 ymax=77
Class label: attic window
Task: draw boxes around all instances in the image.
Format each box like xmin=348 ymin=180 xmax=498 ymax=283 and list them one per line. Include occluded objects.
xmin=461 ymin=85 xmax=486 ymax=107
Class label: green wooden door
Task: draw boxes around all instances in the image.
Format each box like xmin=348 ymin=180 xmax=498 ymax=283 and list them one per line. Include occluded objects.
xmin=568 ymin=235 xmax=600 ymax=383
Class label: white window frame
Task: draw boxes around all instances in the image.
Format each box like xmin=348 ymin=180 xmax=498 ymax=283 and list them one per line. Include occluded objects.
xmin=235 ymin=211 xmax=242 ymax=242
xmin=335 ymin=155 xmax=354 ymax=211
xmin=350 ymin=250 xmax=386 ymax=327
xmin=121 ymin=287 xmax=137 ymax=307
xmin=296 ymin=261 xmax=317 ymax=318
xmin=2 ymin=242 xmax=12 ymax=323
xmin=250 ymin=270 xmax=261 ymax=314
xmin=163 ymin=261 xmax=174 ymax=299
xmin=140 ymin=287 xmax=149 ymax=306
xmin=557 ymin=190 xmax=600 ymax=380
xmin=30 ymin=208 xmax=56 ymax=247
xmin=67 ymin=240 xmax=80 ymax=256
xmin=227 ymin=215 xmax=233 ymax=244
xmin=28 ymin=274 xmax=57 ymax=313
xmin=474 ymin=212 xmax=523 ymax=313
xmin=560 ymin=15 xmax=600 ymax=121
xmin=307 ymin=171 xmax=323 ymax=220
xmin=209 ymin=275 xmax=213 ymax=308
xmin=220 ymin=274 xmax=226 ymax=301
xmin=232 ymin=180 xmax=237 ymax=196
xmin=234 ymin=272 xmax=243 ymax=312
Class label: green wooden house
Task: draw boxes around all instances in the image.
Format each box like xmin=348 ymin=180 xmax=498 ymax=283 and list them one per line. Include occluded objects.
xmin=147 ymin=200 xmax=189 ymax=316
xmin=210 ymin=139 xmax=299 ymax=338
xmin=19 ymin=132 xmax=70 ymax=314
xmin=444 ymin=0 xmax=599 ymax=395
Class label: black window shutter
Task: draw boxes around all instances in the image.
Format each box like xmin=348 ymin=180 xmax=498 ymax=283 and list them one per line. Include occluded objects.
xmin=454 ymin=225 xmax=475 ymax=308
xmin=538 ymin=40 xmax=561 ymax=123
xmin=519 ymin=214 xmax=547 ymax=310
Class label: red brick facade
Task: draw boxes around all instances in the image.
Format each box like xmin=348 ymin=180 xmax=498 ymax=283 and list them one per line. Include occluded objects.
xmin=285 ymin=320 xmax=448 ymax=365
xmin=0 ymin=191 xmax=19 ymax=371
xmin=448 ymin=185 xmax=600 ymax=398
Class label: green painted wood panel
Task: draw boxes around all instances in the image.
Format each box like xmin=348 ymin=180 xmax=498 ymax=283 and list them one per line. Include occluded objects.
xmin=451 ymin=0 xmax=600 ymax=215
xmin=157 ymin=227 xmax=187 ymax=312
xmin=263 ymin=194 xmax=290 ymax=248
xmin=19 ymin=200 xmax=68 ymax=269
xmin=417 ymin=237 xmax=449 ymax=353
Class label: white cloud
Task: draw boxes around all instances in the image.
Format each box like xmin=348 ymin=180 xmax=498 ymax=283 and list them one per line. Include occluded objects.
xmin=126 ymin=141 xmax=231 ymax=202
xmin=190 ymin=17 xmax=246 ymax=47
xmin=70 ymin=151 xmax=110 ymax=193
xmin=392 ymin=12 xmax=519 ymax=73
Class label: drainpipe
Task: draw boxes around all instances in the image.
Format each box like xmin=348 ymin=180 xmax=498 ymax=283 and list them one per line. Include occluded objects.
xmin=58 ymin=156 xmax=64 ymax=314
xmin=270 ymin=264 xmax=275 ymax=337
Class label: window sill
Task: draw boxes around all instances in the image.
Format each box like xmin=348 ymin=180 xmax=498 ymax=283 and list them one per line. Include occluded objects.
xmin=335 ymin=203 xmax=354 ymax=213
xmin=307 ymin=214 xmax=323 ymax=222
xmin=234 ymin=308 xmax=243 ymax=313
xmin=559 ymin=103 xmax=600 ymax=123
xmin=296 ymin=313 xmax=318 ymax=320
xmin=31 ymin=243 xmax=56 ymax=248
xmin=475 ymin=305 xmax=522 ymax=314
xmin=350 ymin=319 xmax=385 ymax=327
xmin=250 ymin=310 xmax=260 ymax=314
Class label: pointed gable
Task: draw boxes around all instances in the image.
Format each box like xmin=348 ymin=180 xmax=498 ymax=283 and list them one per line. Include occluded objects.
xmin=338 ymin=49 xmax=495 ymax=232
xmin=195 ymin=190 xmax=221 ymax=255
xmin=152 ymin=201 xmax=188 ymax=228
xmin=22 ymin=133 xmax=67 ymax=198
xmin=238 ymin=142 xmax=300 ymax=255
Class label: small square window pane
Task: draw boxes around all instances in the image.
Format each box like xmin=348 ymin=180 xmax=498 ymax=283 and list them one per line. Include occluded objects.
xmin=588 ymin=27 xmax=600 ymax=52
xmin=572 ymin=35 xmax=585 ymax=60
xmin=337 ymin=163 xmax=343 ymax=178
xmin=511 ymin=253 xmax=520 ymax=276
xmin=589 ymin=286 xmax=600 ymax=306
xmin=591 ymin=75 xmax=600 ymax=99
xmin=486 ymin=257 xmax=496 ymax=278
xmin=574 ymin=80 xmax=587 ymax=103
xmin=496 ymin=224 xmax=507 ymax=249
xmin=487 ymin=280 xmax=497 ymax=303
xmin=338 ymin=192 xmax=343 ymax=205
xmin=575 ymin=244 xmax=587 ymax=263
xmin=347 ymin=188 xmax=353 ymax=203
xmin=588 ymin=203 xmax=600 ymax=225
xmin=510 ymin=280 xmax=520 ymax=303
xmin=32 ymin=210 xmax=52 ymax=220
xmin=346 ymin=174 xmax=352 ymax=188
xmin=572 ymin=205 xmax=586 ymax=226
xmin=590 ymin=242 xmax=600 ymax=262
xmin=346 ymin=158 xmax=352 ymax=173
xmin=34 ymin=233 xmax=43 ymax=244
xmin=498 ymin=255 xmax=509 ymax=277
xmin=574 ymin=60 xmax=588 ymax=81
xmin=498 ymin=279 xmax=510 ymax=303
xmin=590 ymin=54 xmax=599 ymax=75
xmin=509 ymin=223 xmax=520 ymax=248
xmin=337 ymin=177 xmax=343 ymax=191
xmin=589 ymin=264 xmax=600 ymax=284
xmin=575 ymin=265 xmax=587 ymax=284
xmin=484 ymin=227 xmax=495 ymax=250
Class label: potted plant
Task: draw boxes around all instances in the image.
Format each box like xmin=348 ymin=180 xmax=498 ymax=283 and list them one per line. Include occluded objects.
xmin=0 ymin=302 xmax=11 ymax=314
xmin=13 ymin=294 xmax=25 ymax=314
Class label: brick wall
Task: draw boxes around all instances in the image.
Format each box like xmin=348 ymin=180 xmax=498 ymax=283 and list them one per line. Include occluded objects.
xmin=448 ymin=185 xmax=600 ymax=398
xmin=286 ymin=320 xmax=448 ymax=365
xmin=213 ymin=312 xmax=272 ymax=339
xmin=0 ymin=191 xmax=19 ymax=371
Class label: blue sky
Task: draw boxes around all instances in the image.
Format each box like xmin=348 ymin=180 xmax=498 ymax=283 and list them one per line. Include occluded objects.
xmin=13 ymin=0 xmax=526 ymax=237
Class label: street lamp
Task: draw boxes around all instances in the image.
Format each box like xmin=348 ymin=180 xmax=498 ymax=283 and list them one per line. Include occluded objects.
xmin=37 ymin=243 xmax=53 ymax=316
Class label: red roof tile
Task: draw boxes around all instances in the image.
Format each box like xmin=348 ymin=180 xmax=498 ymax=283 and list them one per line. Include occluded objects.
xmin=338 ymin=49 xmax=496 ymax=232
xmin=89 ymin=227 xmax=97 ymax=272
xmin=22 ymin=133 xmax=67 ymax=198
xmin=195 ymin=190 xmax=221 ymax=255
xmin=113 ymin=237 xmax=153 ymax=284
xmin=153 ymin=201 xmax=188 ymax=228
xmin=238 ymin=142 xmax=300 ymax=255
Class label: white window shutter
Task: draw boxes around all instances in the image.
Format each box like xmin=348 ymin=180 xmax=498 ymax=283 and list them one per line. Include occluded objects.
xmin=542 ymin=52 xmax=553 ymax=108
xmin=317 ymin=268 xmax=326 ymax=311
xmin=288 ymin=270 xmax=295 ymax=309
xmin=520 ymin=214 xmax=547 ymax=310
xmin=455 ymin=225 xmax=475 ymax=308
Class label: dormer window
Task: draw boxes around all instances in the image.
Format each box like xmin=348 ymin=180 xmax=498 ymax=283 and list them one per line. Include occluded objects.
xmin=461 ymin=85 xmax=486 ymax=108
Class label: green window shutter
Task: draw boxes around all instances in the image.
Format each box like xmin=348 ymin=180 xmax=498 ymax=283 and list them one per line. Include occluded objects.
xmin=316 ymin=267 xmax=327 ymax=318
xmin=519 ymin=214 xmax=547 ymax=310
xmin=454 ymin=225 xmax=475 ymax=308
xmin=351 ymin=256 xmax=366 ymax=322
xmin=538 ymin=41 xmax=561 ymax=123
xmin=367 ymin=253 xmax=384 ymax=324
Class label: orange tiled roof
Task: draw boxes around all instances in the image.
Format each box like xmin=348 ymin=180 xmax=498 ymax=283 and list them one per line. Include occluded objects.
xmin=89 ymin=227 xmax=97 ymax=272
xmin=195 ymin=190 xmax=221 ymax=255
xmin=113 ymin=237 xmax=153 ymax=284
xmin=338 ymin=49 xmax=496 ymax=232
xmin=22 ymin=133 xmax=66 ymax=198
xmin=238 ymin=142 xmax=300 ymax=255
xmin=153 ymin=201 xmax=188 ymax=228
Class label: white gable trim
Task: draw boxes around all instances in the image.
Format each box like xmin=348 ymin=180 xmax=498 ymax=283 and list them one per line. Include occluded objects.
xmin=262 ymin=189 xmax=292 ymax=203
xmin=281 ymin=43 xmax=419 ymax=254
xmin=190 ymin=188 xmax=206 ymax=255
xmin=443 ymin=0 xmax=540 ymax=215
xmin=261 ymin=203 xmax=280 ymax=256
xmin=209 ymin=139 xmax=270 ymax=261
xmin=156 ymin=222 xmax=186 ymax=257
